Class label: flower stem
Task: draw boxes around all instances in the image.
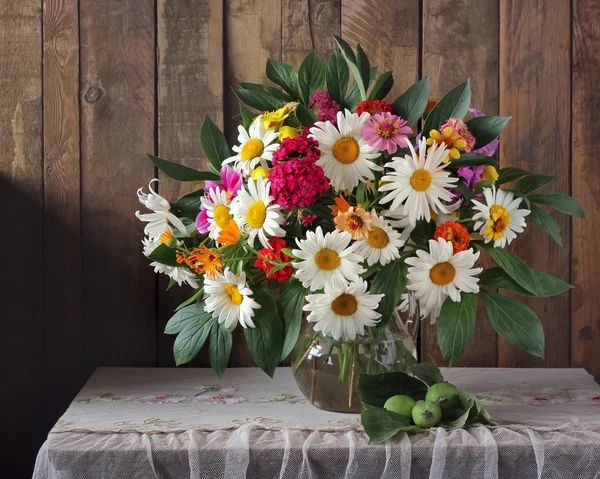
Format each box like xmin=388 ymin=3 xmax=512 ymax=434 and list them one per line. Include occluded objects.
xmin=348 ymin=343 xmax=357 ymax=409
xmin=292 ymin=336 xmax=317 ymax=375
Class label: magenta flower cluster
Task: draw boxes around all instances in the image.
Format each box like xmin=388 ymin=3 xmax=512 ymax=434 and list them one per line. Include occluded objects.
xmin=308 ymin=90 xmax=341 ymax=124
xmin=269 ymin=134 xmax=330 ymax=211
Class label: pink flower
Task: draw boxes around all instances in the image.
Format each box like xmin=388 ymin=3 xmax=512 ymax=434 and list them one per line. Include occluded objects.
xmin=301 ymin=213 xmax=317 ymax=227
xmin=361 ymin=112 xmax=412 ymax=154
xmin=196 ymin=165 xmax=242 ymax=233
xmin=308 ymin=90 xmax=341 ymax=124
xmin=440 ymin=118 xmax=476 ymax=153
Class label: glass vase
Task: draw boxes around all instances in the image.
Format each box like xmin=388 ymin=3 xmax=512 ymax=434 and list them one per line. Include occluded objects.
xmin=291 ymin=298 xmax=419 ymax=413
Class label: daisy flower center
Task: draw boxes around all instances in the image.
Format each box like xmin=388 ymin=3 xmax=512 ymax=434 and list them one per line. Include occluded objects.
xmin=374 ymin=118 xmax=399 ymax=138
xmin=331 ymin=293 xmax=358 ymax=316
xmin=213 ymin=205 xmax=233 ymax=228
xmin=241 ymin=138 xmax=265 ymax=161
xmin=246 ymin=200 xmax=267 ymax=229
xmin=410 ymin=168 xmax=432 ymax=191
xmin=484 ymin=205 xmax=511 ymax=239
xmin=332 ymin=137 xmax=360 ymax=164
xmin=315 ymin=248 xmax=341 ymax=271
xmin=430 ymin=262 xmax=456 ymax=285
xmin=224 ymin=284 xmax=244 ymax=305
xmin=367 ymin=227 xmax=389 ymax=249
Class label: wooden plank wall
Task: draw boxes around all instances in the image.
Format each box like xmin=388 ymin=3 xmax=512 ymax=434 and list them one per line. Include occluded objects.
xmin=0 ymin=0 xmax=598 ymax=475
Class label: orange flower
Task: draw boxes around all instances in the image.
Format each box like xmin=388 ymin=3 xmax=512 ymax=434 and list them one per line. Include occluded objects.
xmin=186 ymin=245 xmax=224 ymax=279
xmin=159 ymin=229 xmax=177 ymax=247
xmin=334 ymin=206 xmax=373 ymax=240
xmin=434 ymin=221 xmax=470 ymax=254
xmin=425 ymin=99 xmax=438 ymax=115
xmin=176 ymin=250 xmax=189 ymax=264
xmin=217 ymin=219 xmax=242 ymax=246
xmin=330 ymin=194 xmax=352 ymax=217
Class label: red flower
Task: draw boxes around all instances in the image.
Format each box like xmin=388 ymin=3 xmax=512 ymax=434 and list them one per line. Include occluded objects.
xmin=355 ymin=100 xmax=393 ymax=116
xmin=434 ymin=221 xmax=471 ymax=254
xmin=254 ymin=238 xmax=293 ymax=282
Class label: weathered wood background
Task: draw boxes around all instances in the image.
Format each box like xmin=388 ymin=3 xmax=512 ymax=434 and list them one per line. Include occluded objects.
xmin=1 ymin=0 xmax=598 ymax=475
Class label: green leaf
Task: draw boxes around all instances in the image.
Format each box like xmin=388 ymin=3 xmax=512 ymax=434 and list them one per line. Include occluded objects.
xmin=165 ymin=304 xmax=206 ymax=335
xmin=173 ymin=314 xmax=214 ymax=366
xmin=488 ymin=247 xmax=537 ymax=294
xmin=356 ymin=182 xmax=366 ymax=205
xmin=437 ymin=293 xmax=476 ymax=367
xmin=440 ymin=408 xmax=471 ymax=429
xmin=496 ymin=167 xmax=529 ymax=185
xmin=209 ymin=321 xmax=233 ymax=377
xmin=298 ymin=50 xmax=325 ymax=104
xmin=148 ymin=154 xmax=219 ymax=182
xmin=408 ymin=363 xmax=444 ymax=387
xmin=368 ymin=71 xmax=394 ymax=100
xmin=325 ymin=51 xmax=349 ymax=105
xmin=466 ymin=115 xmax=511 ymax=149
xmin=480 ymin=290 xmax=545 ymax=358
xmin=448 ymin=154 xmax=497 ymax=167
xmin=172 ymin=188 xmax=204 ymax=212
xmin=357 ymin=371 xmax=428 ymax=408
xmin=244 ymin=287 xmax=284 ymax=377
xmin=333 ymin=35 xmax=366 ymax=101
xmin=391 ymin=77 xmax=430 ymax=127
xmin=174 ymin=289 xmax=203 ymax=312
xmin=423 ymin=79 xmax=471 ymax=137
xmin=200 ymin=114 xmax=231 ymax=170
xmin=149 ymin=244 xmax=181 ymax=267
xmin=234 ymin=84 xmax=287 ymax=112
xmin=409 ymin=219 xmax=436 ymax=247
xmin=480 ymin=267 xmax=572 ymax=297
xmin=356 ymin=44 xmax=371 ymax=95
xmin=277 ymin=281 xmax=306 ymax=361
xmin=529 ymin=204 xmax=562 ymax=246
xmin=515 ymin=174 xmax=555 ymax=195
xmin=528 ymin=191 xmax=584 ymax=218
xmin=345 ymin=67 xmax=377 ymax=111
xmin=266 ymin=58 xmax=299 ymax=99
xmin=221 ymin=244 xmax=250 ymax=274
xmin=239 ymin=104 xmax=255 ymax=129
xmin=295 ymin=104 xmax=317 ymax=127
xmin=361 ymin=408 xmax=411 ymax=444
xmin=533 ymin=269 xmax=572 ymax=297
xmin=370 ymin=260 xmax=408 ymax=328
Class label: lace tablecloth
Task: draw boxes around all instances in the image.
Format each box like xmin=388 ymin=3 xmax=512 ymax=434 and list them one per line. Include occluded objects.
xmin=33 ymin=367 xmax=600 ymax=478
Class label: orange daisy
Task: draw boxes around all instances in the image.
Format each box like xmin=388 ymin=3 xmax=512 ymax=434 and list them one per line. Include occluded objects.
xmin=186 ymin=245 xmax=224 ymax=279
xmin=433 ymin=221 xmax=471 ymax=254
xmin=334 ymin=206 xmax=373 ymax=241
xmin=330 ymin=193 xmax=352 ymax=217
xmin=217 ymin=219 xmax=242 ymax=247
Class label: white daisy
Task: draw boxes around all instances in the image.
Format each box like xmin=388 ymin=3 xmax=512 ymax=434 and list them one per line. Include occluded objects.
xmin=230 ymin=176 xmax=285 ymax=248
xmin=204 ymin=269 xmax=260 ymax=329
xmin=309 ymin=109 xmax=381 ymax=190
xmin=224 ymin=117 xmax=279 ymax=176
xmin=201 ymin=188 xmax=234 ymax=242
xmin=355 ymin=211 xmax=404 ymax=266
xmin=405 ymin=238 xmax=482 ymax=323
xmin=379 ymin=137 xmax=458 ymax=226
xmin=382 ymin=207 xmax=415 ymax=244
xmin=142 ymin=235 xmax=161 ymax=257
xmin=148 ymin=261 xmax=200 ymax=289
xmin=303 ymin=276 xmax=384 ymax=341
xmin=135 ymin=179 xmax=189 ymax=240
xmin=472 ymin=186 xmax=530 ymax=248
xmin=292 ymin=226 xmax=365 ymax=291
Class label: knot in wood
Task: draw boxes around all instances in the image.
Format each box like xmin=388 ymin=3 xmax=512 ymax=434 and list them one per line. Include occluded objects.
xmin=84 ymin=86 xmax=103 ymax=103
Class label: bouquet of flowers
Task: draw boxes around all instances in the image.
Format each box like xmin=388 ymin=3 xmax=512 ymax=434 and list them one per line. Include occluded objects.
xmin=136 ymin=37 xmax=582 ymax=381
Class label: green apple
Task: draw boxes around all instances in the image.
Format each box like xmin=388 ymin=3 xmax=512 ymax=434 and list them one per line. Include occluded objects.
xmin=411 ymin=400 xmax=442 ymax=427
xmin=383 ymin=395 xmax=416 ymax=419
xmin=426 ymin=382 xmax=460 ymax=410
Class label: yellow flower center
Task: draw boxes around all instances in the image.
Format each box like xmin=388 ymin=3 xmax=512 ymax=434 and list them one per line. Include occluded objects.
xmin=245 ymin=200 xmax=267 ymax=229
xmin=484 ymin=205 xmax=511 ymax=240
xmin=315 ymin=248 xmax=341 ymax=271
xmin=225 ymin=284 xmax=243 ymax=305
xmin=410 ymin=168 xmax=432 ymax=191
xmin=213 ymin=205 xmax=233 ymax=228
xmin=331 ymin=293 xmax=358 ymax=316
xmin=430 ymin=262 xmax=456 ymax=286
xmin=251 ymin=166 xmax=270 ymax=180
xmin=367 ymin=227 xmax=389 ymax=249
xmin=332 ymin=137 xmax=360 ymax=164
xmin=241 ymin=138 xmax=265 ymax=161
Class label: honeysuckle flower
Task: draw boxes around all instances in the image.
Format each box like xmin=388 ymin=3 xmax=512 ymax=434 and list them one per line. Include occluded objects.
xmin=136 ymin=179 xmax=189 ymax=240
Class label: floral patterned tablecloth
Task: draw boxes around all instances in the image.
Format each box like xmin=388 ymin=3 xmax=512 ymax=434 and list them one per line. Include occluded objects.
xmin=33 ymin=367 xmax=600 ymax=479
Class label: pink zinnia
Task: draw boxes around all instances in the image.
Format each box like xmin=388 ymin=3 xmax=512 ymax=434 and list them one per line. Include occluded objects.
xmin=196 ymin=165 xmax=242 ymax=233
xmin=440 ymin=118 xmax=476 ymax=153
xmin=361 ymin=112 xmax=412 ymax=154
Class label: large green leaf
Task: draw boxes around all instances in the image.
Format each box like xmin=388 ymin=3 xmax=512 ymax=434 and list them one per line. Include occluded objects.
xmin=295 ymin=104 xmax=317 ymax=127
xmin=481 ymin=290 xmax=544 ymax=358
xmin=447 ymin=154 xmax=497 ymax=167
xmin=149 ymin=244 xmax=181 ymax=267
xmin=357 ymin=371 xmax=428 ymax=408
xmin=480 ymin=267 xmax=572 ymax=297
xmin=391 ymin=77 xmax=430 ymax=127
xmin=172 ymin=188 xmax=204 ymax=212
xmin=488 ymin=247 xmax=537 ymax=295
xmin=497 ymin=167 xmax=529 ymax=185
xmin=423 ymin=80 xmax=471 ymax=136
xmin=173 ymin=314 xmax=214 ymax=366
xmin=529 ymin=204 xmax=562 ymax=246
xmin=466 ymin=115 xmax=511 ymax=149
xmin=266 ymin=58 xmax=299 ymax=99
xmin=234 ymin=84 xmax=287 ymax=111
xmin=333 ymin=35 xmax=367 ymax=101
xmin=209 ymin=321 xmax=233 ymax=378
xmin=368 ymin=71 xmax=394 ymax=100
xmin=277 ymin=281 xmax=306 ymax=360
xmin=298 ymin=50 xmax=325 ymax=104
xmin=515 ymin=174 xmax=555 ymax=195
xmin=361 ymin=408 xmax=411 ymax=444
xmin=437 ymin=293 xmax=476 ymax=367
xmin=370 ymin=259 xmax=408 ymax=328
xmin=408 ymin=363 xmax=444 ymax=387
xmin=165 ymin=304 xmax=206 ymax=335
xmin=148 ymin=154 xmax=219 ymax=182
xmin=200 ymin=114 xmax=231 ymax=171
xmin=356 ymin=44 xmax=371 ymax=94
xmin=528 ymin=191 xmax=584 ymax=218
xmin=325 ymin=51 xmax=349 ymax=105
xmin=239 ymin=104 xmax=255 ymax=129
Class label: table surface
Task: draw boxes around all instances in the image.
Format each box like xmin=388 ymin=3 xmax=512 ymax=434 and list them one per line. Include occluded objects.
xmin=33 ymin=367 xmax=600 ymax=479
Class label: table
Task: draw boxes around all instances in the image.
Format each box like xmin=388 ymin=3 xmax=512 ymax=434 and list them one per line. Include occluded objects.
xmin=33 ymin=367 xmax=600 ymax=478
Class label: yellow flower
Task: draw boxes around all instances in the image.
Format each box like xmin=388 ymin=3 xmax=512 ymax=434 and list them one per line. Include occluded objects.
xmin=481 ymin=165 xmax=499 ymax=183
xmin=260 ymin=102 xmax=299 ymax=130
xmin=278 ymin=126 xmax=299 ymax=141
xmin=426 ymin=127 xmax=467 ymax=163
xmin=251 ymin=166 xmax=270 ymax=180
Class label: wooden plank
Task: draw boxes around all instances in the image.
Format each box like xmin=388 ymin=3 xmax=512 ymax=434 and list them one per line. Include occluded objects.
xmin=0 ymin=2 xmax=44 ymax=476
xmin=341 ymin=0 xmax=419 ymax=99
xmin=499 ymin=0 xmax=571 ymax=367
xmin=224 ymin=0 xmax=282 ymax=366
xmin=282 ymin=0 xmax=340 ymax=66
xmin=43 ymin=0 xmax=83 ymax=428
xmin=571 ymin=0 xmax=600 ymax=382
xmin=157 ymin=0 xmax=224 ymax=367
xmin=79 ymin=0 xmax=157 ymax=368
xmin=421 ymin=0 xmax=499 ymax=367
